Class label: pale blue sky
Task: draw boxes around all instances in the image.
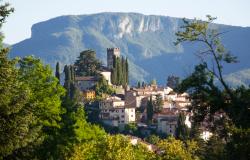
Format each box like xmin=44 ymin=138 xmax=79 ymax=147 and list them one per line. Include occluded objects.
xmin=2 ymin=0 xmax=250 ymax=44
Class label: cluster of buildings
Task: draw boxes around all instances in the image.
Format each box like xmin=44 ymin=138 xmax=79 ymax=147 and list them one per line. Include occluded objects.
xmin=74 ymin=48 xmax=120 ymax=101
xmin=73 ymin=47 xmax=212 ymax=140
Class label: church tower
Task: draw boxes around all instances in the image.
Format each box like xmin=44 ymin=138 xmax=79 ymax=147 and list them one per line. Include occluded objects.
xmin=107 ymin=48 xmax=120 ymax=69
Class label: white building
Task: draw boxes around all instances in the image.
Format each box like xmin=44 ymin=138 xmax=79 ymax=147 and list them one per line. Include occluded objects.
xmin=156 ymin=111 xmax=191 ymax=136
xmin=156 ymin=112 xmax=179 ymax=136
xmin=99 ymin=67 xmax=112 ymax=85
xmin=99 ymin=96 xmax=136 ymax=127
xmin=125 ymin=85 xmax=165 ymax=108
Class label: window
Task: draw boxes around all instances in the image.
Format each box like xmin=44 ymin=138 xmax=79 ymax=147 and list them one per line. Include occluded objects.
xmin=131 ymin=115 xmax=133 ymax=117
xmin=122 ymin=109 xmax=124 ymax=112
xmin=121 ymin=115 xmax=124 ymax=118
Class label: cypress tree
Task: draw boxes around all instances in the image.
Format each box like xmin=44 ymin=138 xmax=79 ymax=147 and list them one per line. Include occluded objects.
xmin=63 ymin=65 xmax=72 ymax=96
xmin=147 ymin=96 xmax=154 ymax=123
xmin=125 ymin=58 xmax=129 ymax=84
xmin=64 ymin=65 xmax=69 ymax=81
xmin=137 ymin=81 xmax=141 ymax=88
xmin=111 ymin=55 xmax=117 ymax=85
xmin=116 ymin=57 xmax=121 ymax=85
xmin=55 ymin=62 xmax=60 ymax=83
xmin=121 ymin=56 xmax=125 ymax=85
xmin=175 ymin=112 xmax=190 ymax=140
xmin=70 ymin=65 xmax=75 ymax=81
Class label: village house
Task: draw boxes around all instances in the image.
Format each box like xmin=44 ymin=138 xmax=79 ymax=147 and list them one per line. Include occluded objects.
xmin=99 ymin=96 xmax=136 ymax=127
xmin=125 ymin=85 xmax=165 ymax=108
xmin=156 ymin=110 xmax=191 ymax=136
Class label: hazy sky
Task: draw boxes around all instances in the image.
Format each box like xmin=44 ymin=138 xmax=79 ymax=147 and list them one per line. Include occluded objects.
xmin=2 ymin=0 xmax=250 ymax=44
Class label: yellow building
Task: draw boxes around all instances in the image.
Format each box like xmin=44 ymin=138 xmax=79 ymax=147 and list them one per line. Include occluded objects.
xmin=83 ymin=90 xmax=96 ymax=100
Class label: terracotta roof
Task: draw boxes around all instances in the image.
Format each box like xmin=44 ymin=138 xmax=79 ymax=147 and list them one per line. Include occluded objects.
xmin=75 ymin=76 xmax=98 ymax=81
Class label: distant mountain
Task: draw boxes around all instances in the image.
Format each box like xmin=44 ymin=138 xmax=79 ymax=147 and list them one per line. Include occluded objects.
xmin=224 ymin=69 xmax=250 ymax=88
xmin=9 ymin=12 xmax=250 ymax=85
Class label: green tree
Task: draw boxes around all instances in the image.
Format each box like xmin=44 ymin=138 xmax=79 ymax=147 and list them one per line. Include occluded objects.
xmin=1 ymin=56 xmax=65 ymax=159
xmin=125 ymin=58 xmax=129 ymax=84
xmin=70 ymin=65 xmax=75 ymax=81
xmin=137 ymin=81 xmax=141 ymax=88
xmin=69 ymin=134 xmax=156 ymax=160
xmin=175 ymin=15 xmax=250 ymax=159
xmin=55 ymin=61 xmax=60 ymax=82
xmin=95 ymin=75 xmax=115 ymax=99
xmin=145 ymin=134 xmax=161 ymax=145
xmin=0 ymin=49 xmax=31 ymax=158
xmin=74 ymin=49 xmax=101 ymax=76
xmin=157 ymin=136 xmax=200 ymax=160
xmin=116 ymin=57 xmax=122 ymax=85
xmin=175 ymin=112 xmax=190 ymax=141
xmin=147 ymin=96 xmax=154 ymax=123
xmin=203 ymin=135 xmax=226 ymax=160
xmin=154 ymin=94 xmax=163 ymax=113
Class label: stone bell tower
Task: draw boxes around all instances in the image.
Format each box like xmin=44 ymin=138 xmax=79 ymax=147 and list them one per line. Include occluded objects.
xmin=107 ymin=48 xmax=120 ymax=69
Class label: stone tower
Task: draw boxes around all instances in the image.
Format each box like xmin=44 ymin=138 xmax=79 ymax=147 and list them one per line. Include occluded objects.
xmin=107 ymin=48 xmax=120 ymax=69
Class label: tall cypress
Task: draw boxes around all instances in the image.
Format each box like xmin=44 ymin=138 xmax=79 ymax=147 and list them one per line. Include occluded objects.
xmin=63 ymin=65 xmax=72 ymax=97
xmin=55 ymin=62 xmax=60 ymax=83
xmin=70 ymin=65 xmax=75 ymax=81
xmin=175 ymin=112 xmax=190 ymax=140
xmin=137 ymin=81 xmax=141 ymax=88
xmin=116 ymin=57 xmax=122 ymax=85
xmin=64 ymin=65 xmax=69 ymax=82
xmin=147 ymin=96 xmax=154 ymax=123
xmin=111 ymin=55 xmax=117 ymax=85
xmin=125 ymin=58 xmax=129 ymax=84
xmin=121 ymin=56 xmax=125 ymax=85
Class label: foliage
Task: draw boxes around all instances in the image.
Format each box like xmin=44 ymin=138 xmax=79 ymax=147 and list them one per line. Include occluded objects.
xmin=157 ymin=136 xmax=200 ymax=160
xmin=137 ymin=81 xmax=141 ymax=88
xmin=154 ymin=94 xmax=164 ymax=113
xmin=124 ymin=123 xmax=138 ymax=135
xmin=0 ymin=55 xmax=65 ymax=159
xmin=175 ymin=112 xmax=190 ymax=141
xmin=69 ymin=134 xmax=155 ymax=160
xmin=203 ymin=135 xmax=226 ymax=160
xmin=111 ymin=56 xmax=129 ymax=86
xmin=55 ymin=61 xmax=60 ymax=82
xmin=225 ymin=127 xmax=250 ymax=160
xmin=74 ymin=49 xmax=101 ymax=76
xmin=95 ymin=75 xmax=115 ymax=99
xmin=0 ymin=1 xmax=13 ymax=28
xmin=147 ymin=96 xmax=154 ymax=123
xmin=145 ymin=134 xmax=161 ymax=145
xmin=175 ymin=15 xmax=250 ymax=159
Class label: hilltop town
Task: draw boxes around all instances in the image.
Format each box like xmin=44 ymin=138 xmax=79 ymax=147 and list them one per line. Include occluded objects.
xmin=61 ymin=47 xmax=212 ymax=142
xmin=2 ymin=3 xmax=250 ymax=158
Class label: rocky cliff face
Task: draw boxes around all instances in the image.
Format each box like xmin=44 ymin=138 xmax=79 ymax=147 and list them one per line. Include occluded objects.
xmin=10 ymin=12 xmax=250 ymax=85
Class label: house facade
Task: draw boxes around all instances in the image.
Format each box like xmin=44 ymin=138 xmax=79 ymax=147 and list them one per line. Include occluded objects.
xmin=99 ymin=96 xmax=136 ymax=127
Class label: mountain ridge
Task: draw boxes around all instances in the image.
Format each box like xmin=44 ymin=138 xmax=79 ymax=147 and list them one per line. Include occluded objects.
xmin=9 ymin=12 xmax=250 ymax=85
